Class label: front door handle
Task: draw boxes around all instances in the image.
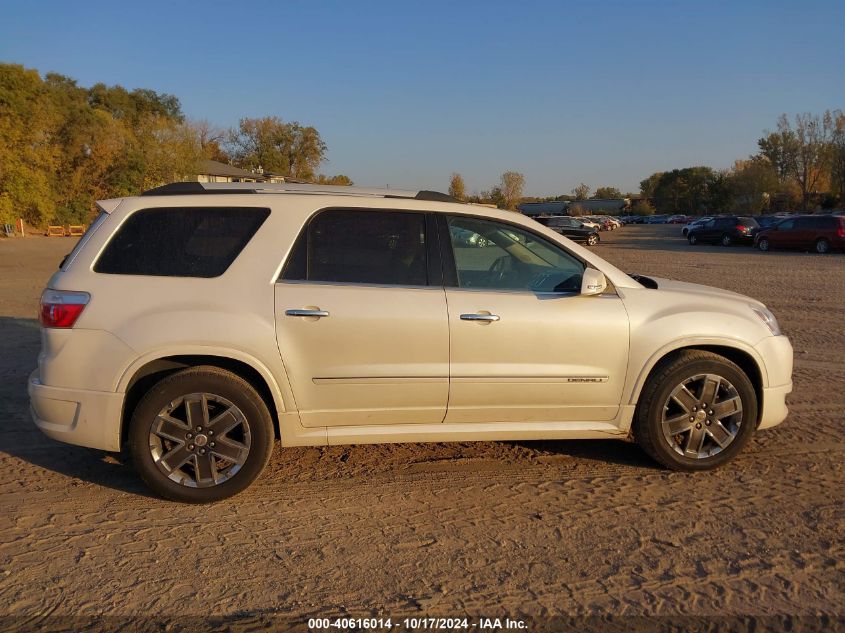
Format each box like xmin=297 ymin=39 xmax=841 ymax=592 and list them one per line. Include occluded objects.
xmin=285 ymin=309 xmax=330 ymax=318
xmin=460 ymin=313 xmax=500 ymax=322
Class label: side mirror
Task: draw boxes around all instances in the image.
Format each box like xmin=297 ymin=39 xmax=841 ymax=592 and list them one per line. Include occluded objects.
xmin=581 ymin=268 xmax=608 ymax=296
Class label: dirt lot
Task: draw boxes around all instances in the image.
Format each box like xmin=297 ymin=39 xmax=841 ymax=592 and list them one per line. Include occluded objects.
xmin=0 ymin=226 xmax=843 ymax=628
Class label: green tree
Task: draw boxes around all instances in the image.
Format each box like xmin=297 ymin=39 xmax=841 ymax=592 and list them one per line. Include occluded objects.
xmin=500 ymin=171 xmax=525 ymax=209
xmin=227 ymin=116 xmax=327 ymax=180
xmin=315 ymin=174 xmax=354 ymax=185
xmin=448 ymin=172 xmax=466 ymax=200
xmin=592 ymin=186 xmax=623 ymax=199
xmin=571 ymin=182 xmax=590 ymax=200
xmin=639 ymin=173 xmax=663 ymax=198
xmin=831 ymin=111 xmax=845 ymax=199
xmin=729 ymin=158 xmax=779 ymax=213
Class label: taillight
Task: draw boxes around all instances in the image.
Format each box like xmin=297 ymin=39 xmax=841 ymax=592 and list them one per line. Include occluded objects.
xmin=736 ymin=225 xmax=747 ymax=232
xmin=39 ymin=290 xmax=90 ymax=328
xmin=838 ymin=220 xmax=845 ymax=238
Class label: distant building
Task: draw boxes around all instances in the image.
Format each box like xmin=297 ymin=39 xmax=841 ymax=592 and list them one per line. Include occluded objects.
xmin=518 ymin=198 xmax=631 ymax=217
xmin=195 ymin=159 xmax=262 ymax=183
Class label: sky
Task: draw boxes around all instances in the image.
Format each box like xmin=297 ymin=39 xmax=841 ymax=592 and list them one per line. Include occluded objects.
xmin=2 ymin=0 xmax=844 ymax=196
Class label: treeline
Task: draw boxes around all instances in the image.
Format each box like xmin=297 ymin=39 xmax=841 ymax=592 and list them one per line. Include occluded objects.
xmin=640 ymin=110 xmax=845 ymax=214
xmin=0 ymin=64 xmax=350 ymax=227
xmin=448 ymin=111 xmax=844 ymax=216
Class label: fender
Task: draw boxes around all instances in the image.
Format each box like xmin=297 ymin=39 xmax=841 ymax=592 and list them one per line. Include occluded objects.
xmin=625 ymin=336 xmax=769 ymax=406
xmin=115 ymin=345 xmax=289 ymax=415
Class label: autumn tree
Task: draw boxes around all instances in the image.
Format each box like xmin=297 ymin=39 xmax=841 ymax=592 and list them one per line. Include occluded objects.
xmin=827 ymin=111 xmax=845 ymax=199
xmin=592 ymin=186 xmax=623 ymax=199
xmin=758 ymin=112 xmax=837 ymax=210
xmin=571 ymin=182 xmax=590 ymax=200
xmin=499 ymin=171 xmax=525 ymax=210
xmin=227 ymin=116 xmax=326 ymax=180
xmin=448 ymin=172 xmax=466 ymax=200
xmin=729 ymin=158 xmax=779 ymax=213
xmin=314 ymin=174 xmax=354 ymax=185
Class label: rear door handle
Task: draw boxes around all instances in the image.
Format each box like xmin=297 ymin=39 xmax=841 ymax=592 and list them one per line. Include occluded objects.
xmin=460 ymin=313 xmax=500 ymax=322
xmin=285 ymin=309 xmax=330 ymax=318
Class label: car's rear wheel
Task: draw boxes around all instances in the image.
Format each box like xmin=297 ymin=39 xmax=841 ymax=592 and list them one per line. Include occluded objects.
xmin=758 ymin=237 xmax=770 ymax=251
xmin=587 ymin=233 xmax=599 ymax=246
xmin=688 ymin=233 xmax=698 ymax=245
xmin=129 ymin=366 xmax=275 ymax=503
xmin=633 ymin=350 xmax=757 ymax=471
xmin=721 ymin=234 xmax=732 ymax=247
xmin=816 ymin=238 xmax=830 ymax=254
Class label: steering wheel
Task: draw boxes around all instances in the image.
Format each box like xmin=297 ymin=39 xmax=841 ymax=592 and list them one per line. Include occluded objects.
xmin=488 ymin=255 xmax=512 ymax=283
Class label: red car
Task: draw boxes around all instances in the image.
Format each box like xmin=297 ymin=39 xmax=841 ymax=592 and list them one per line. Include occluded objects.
xmin=755 ymin=215 xmax=845 ymax=254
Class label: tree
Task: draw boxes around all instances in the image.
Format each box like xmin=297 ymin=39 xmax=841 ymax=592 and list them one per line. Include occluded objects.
xmin=639 ymin=173 xmax=663 ymax=198
xmin=593 ymin=186 xmax=623 ymax=199
xmin=315 ymin=174 xmax=353 ymax=185
xmin=569 ymin=203 xmax=586 ymax=216
xmin=499 ymin=171 xmax=525 ymax=210
xmin=633 ymin=200 xmax=656 ymax=216
xmin=729 ymin=158 xmax=778 ymax=213
xmin=828 ymin=111 xmax=845 ymax=200
xmin=448 ymin=172 xmax=466 ymax=200
xmin=571 ymin=182 xmax=590 ymax=200
xmin=227 ymin=116 xmax=327 ymax=180
xmin=758 ymin=112 xmax=837 ymax=210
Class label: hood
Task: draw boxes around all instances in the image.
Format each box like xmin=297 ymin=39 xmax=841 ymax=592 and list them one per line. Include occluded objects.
xmin=647 ymin=276 xmax=765 ymax=308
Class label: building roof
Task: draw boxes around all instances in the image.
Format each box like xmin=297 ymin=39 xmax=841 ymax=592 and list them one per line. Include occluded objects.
xmin=197 ymin=159 xmax=261 ymax=179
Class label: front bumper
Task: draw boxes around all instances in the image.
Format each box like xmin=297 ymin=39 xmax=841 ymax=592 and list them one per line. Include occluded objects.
xmin=28 ymin=370 xmax=124 ymax=452
xmin=755 ymin=335 xmax=794 ymax=430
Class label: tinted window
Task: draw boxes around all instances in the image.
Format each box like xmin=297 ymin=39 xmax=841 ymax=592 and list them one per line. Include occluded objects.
xmin=95 ymin=207 xmax=270 ymax=277
xmin=778 ymin=219 xmax=795 ymax=230
xmin=446 ymin=216 xmax=584 ymax=293
xmin=282 ymin=209 xmax=427 ymax=286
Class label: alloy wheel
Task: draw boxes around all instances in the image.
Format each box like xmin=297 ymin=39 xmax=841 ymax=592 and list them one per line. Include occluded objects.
xmin=661 ymin=373 xmax=743 ymax=459
xmin=149 ymin=393 xmax=251 ymax=488
xmin=816 ymin=239 xmax=830 ymax=254
xmin=758 ymin=238 xmax=769 ymax=251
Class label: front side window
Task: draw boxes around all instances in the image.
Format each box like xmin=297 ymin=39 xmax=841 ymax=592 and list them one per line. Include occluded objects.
xmin=446 ymin=216 xmax=584 ymax=293
xmin=778 ymin=219 xmax=795 ymax=230
xmin=282 ymin=209 xmax=428 ymax=286
xmin=94 ymin=207 xmax=270 ymax=277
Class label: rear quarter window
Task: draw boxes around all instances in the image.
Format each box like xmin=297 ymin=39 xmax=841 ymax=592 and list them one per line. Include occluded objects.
xmin=94 ymin=207 xmax=270 ymax=277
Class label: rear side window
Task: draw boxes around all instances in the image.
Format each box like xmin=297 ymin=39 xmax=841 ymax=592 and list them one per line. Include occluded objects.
xmin=281 ymin=209 xmax=428 ymax=286
xmin=95 ymin=207 xmax=270 ymax=277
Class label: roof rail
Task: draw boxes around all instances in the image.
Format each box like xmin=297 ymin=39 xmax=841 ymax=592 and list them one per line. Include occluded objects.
xmin=141 ymin=181 xmax=458 ymax=203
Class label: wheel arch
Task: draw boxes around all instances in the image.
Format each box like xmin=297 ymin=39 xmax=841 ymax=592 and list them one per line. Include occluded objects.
xmin=119 ymin=351 xmax=285 ymax=448
xmin=629 ymin=342 xmax=765 ymax=426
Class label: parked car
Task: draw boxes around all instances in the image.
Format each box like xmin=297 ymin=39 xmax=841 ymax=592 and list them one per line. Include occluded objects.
xmin=755 ymin=214 xmax=845 ymax=254
xmin=751 ymin=216 xmax=780 ymax=230
xmin=536 ymin=216 xmax=601 ymax=246
xmin=577 ymin=215 xmax=607 ymax=231
xmin=667 ymin=215 xmax=689 ymax=224
xmin=31 ymin=181 xmax=792 ymax=502
xmin=682 ymin=217 xmax=713 ymax=237
xmin=687 ymin=216 xmax=760 ymax=246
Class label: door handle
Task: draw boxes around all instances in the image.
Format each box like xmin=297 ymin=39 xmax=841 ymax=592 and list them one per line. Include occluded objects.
xmin=285 ymin=309 xmax=330 ymax=318
xmin=460 ymin=313 xmax=500 ymax=322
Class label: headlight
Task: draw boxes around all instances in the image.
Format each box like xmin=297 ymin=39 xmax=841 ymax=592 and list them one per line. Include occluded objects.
xmin=752 ymin=306 xmax=781 ymax=336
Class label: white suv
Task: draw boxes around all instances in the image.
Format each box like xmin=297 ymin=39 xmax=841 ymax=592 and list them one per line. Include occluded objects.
xmin=30 ymin=182 xmax=793 ymax=502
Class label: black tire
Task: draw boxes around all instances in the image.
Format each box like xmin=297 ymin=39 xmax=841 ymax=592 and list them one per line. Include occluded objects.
xmin=587 ymin=233 xmax=599 ymax=246
xmin=129 ymin=366 xmax=275 ymax=503
xmin=720 ymin=233 xmax=732 ymax=247
xmin=633 ymin=350 xmax=758 ymax=471
xmin=816 ymin=238 xmax=830 ymax=254
xmin=757 ymin=237 xmax=770 ymax=252
xmin=688 ymin=233 xmax=698 ymax=245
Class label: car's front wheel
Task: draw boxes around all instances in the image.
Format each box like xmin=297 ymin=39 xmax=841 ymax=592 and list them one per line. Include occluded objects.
xmin=129 ymin=366 xmax=275 ymax=503
xmin=633 ymin=350 xmax=757 ymax=471
xmin=721 ymin=234 xmax=732 ymax=246
xmin=587 ymin=233 xmax=599 ymax=246
xmin=688 ymin=233 xmax=698 ymax=245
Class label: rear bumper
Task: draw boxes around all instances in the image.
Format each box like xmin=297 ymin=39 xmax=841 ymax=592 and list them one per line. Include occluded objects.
xmin=28 ymin=370 xmax=123 ymax=451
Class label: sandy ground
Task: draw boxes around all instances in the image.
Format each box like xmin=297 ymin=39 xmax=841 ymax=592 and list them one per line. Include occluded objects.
xmin=0 ymin=227 xmax=843 ymax=628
